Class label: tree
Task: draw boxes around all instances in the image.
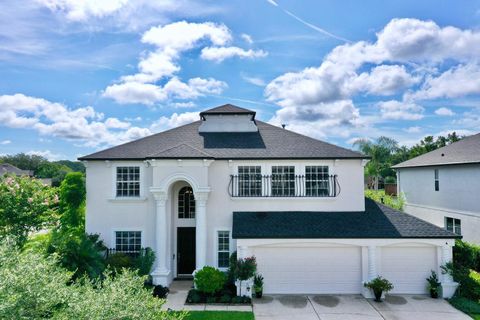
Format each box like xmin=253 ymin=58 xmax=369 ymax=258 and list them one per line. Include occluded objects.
xmin=0 ymin=175 xmax=58 ymax=247
xmin=353 ymin=136 xmax=399 ymax=190
xmin=58 ymin=172 xmax=86 ymax=230
xmin=36 ymin=162 xmax=73 ymax=187
xmin=0 ymin=153 xmax=47 ymax=172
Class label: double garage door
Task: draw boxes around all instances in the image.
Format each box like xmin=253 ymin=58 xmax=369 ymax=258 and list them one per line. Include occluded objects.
xmin=252 ymin=245 xmax=437 ymax=294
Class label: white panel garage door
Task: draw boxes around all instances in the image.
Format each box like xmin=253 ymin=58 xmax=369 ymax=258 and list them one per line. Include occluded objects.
xmin=381 ymin=246 xmax=437 ymax=294
xmin=252 ymin=246 xmax=362 ymax=294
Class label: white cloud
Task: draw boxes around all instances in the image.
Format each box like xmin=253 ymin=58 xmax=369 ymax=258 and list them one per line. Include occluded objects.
xmin=241 ymin=74 xmax=266 ymax=86
xmin=408 ymin=64 xmax=480 ymax=100
xmin=103 ymin=21 xmax=255 ymax=105
xmin=434 ymin=107 xmax=455 ymax=116
xmin=201 ymin=46 xmax=267 ymax=62
xmin=377 ymin=100 xmax=424 ymax=120
xmin=26 ymin=149 xmax=64 ymax=161
xmin=150 ymin=111 xmax=199 ymax=132
xmin=38 ymin=0 xmax=129 ymax=21
xmin=404 ymin=126 xmax=421 ymax=133
xmin=241 ymin=33 xmax=253 ymax=44
xmin=264 ymin=18 xmax=480 ymax=140
xmin=0 ymin=93 xmax=151 ymax=147
xmin=0 ymin=140 xmax=11 ymax=145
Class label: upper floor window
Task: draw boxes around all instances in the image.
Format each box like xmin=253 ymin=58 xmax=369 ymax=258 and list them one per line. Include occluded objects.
xmin=445 ymin=217 xmax=461 ymax=235
xmin=434 ymin=169 xmax=439 ymax=191
xmin=116 ymin=166 xmax=140 ymax=197
xmin=178 ymin=186 xmax=195 ymax=219
xmin=115 ymin=231 xmax=141 ymax=253
xmin=271 ymin=166 xmax=295 ymax=196
xmin=306 ymin=166 xmax=329 ymax=196
xmin=238 ymin=166 xmax=262 ymax=197
xmin=217 ymin=230 xmax=230 ymax=269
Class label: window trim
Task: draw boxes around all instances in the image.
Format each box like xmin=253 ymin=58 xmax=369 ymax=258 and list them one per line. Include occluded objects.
xmin=112 ymin=163 xmax=144 ymax=199
xmin=112 ymin=228 xmax=145 ymax=253
xmin=237 ymin=165 xmax=263 ymax=197
xmin=214 ymin=228 xmax=231 ymax=271
xmin=271 ymin=165 xmax=296 ymax=197
xmin=178 ymin=186 xmax=195 ymax=219
xmin=445 ymin=217 xmax=461 ymax=235
xmin=305 ymin=165 xmax=330 ymax=197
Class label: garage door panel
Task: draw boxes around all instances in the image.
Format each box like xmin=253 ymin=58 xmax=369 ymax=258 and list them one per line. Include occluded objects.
xmin=252 ymin=246 xmax=362 ymax=294
xmin=381 ymin=247 xmax=437 ymax=294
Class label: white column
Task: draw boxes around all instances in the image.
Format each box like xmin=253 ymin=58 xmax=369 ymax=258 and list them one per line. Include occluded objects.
xmin=440 ymin=243 xmax=459 ymax=298
xmin=195 ymin=192 xmax=209 ymax=271
xmin=368 ymin=245 xmax=377 ymax=280
xmin=151 ymin=192 xmax=170 ymax=286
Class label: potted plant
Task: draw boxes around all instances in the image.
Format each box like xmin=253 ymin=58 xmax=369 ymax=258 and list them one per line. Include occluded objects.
xmin=426 ymin=270 xmax=441 ymax=298
xmin=364 ymin=276 xmax=394 ymax=302
xmin=234 ymin=256 xmax=257 ymax=296
xmin=253 ymin=274 xmax=264 ymax=298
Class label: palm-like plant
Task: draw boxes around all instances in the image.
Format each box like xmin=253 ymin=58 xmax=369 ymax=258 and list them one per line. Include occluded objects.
xmin=353 ymin=137 xmax=398 ymax=190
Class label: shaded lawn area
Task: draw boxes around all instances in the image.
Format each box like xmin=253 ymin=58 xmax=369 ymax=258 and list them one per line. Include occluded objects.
xmin=185 ymin=311 xmax=254 ymax=320
xmin=449 ymin=296 xmax=480 ymax=319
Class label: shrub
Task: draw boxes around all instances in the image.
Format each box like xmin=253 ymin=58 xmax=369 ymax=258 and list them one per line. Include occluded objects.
xmin=187 ymin=289 xmax=202 ymax=303
xmin=454 ymin=240 xmax=480 ymax=271
xmin=220 ymin=294 xmax=232 ymax=303
xmin=364 ymin=189 xmax=404 ymax=211
xmin=105 ymin=252 xmax=133 ymax=271
xmin=235 ymin=257 xmax=257 ymax=281
xmin=206 ymin=296 xmax=217 ymax=304
xmin=194 ymin=266 xmax=226 ymax=295
xmin=134 ymin=247 xmax=156 ymax=276
xmin=449 ymin=296 xmax=480 ymax=315
xmin=384 ymin=176 xmax=396 ymax=184
xmin=152 ymin=285 xmax=169 ymax=299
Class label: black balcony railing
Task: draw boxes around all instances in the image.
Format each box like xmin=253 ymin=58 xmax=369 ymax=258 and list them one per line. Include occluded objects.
xmin=228 ymin=174 xmax=340 ymax=198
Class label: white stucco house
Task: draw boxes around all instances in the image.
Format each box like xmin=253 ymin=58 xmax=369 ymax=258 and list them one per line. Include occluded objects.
xmin=79 ymin=104 xmax=459 ymax=298
xmin=393 ymin=133 xmax=480 ymax=243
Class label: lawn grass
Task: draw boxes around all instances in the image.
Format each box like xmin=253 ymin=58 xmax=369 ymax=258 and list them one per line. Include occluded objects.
xmin=185 ymin=311 xmax=254 ymax=320
xmin=449 ymin=296 xmax=480 ymax=319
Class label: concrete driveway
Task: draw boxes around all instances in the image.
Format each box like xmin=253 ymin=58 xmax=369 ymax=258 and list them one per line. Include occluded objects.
xmin=253 ymin=294 xmax=471 ymax=320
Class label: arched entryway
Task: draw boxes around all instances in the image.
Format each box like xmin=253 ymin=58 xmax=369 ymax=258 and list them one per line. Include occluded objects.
xmin=173 ymin=184 xmax=196 ymax=277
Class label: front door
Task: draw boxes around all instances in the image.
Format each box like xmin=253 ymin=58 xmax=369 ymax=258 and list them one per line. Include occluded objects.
xmin=177 ymin=227 xmax=196 ymax=276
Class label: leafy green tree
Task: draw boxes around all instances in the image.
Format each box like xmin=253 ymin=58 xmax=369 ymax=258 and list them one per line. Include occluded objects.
xmin=58 ymin=172 xmax=86 ymax=230
xmin=36 ymin=162 xmax=73 ymax=187
xmin=55 ymin=160 xmax=86 ymax=173
xmin=0 ymin=174 xmax=58 ymax=247
xmin=353 ymin=136 xmax=398 ymax=190
xmin=0 ymin=242 xmax=186 ymax=320
xmin=0 ymin=153 xmax=47 ymax=172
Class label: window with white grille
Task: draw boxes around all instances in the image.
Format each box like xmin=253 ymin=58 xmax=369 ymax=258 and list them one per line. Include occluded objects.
xmin=305 ymin=166 xmax=330 ymax=196
xmin=116 ymin=166 xmax=140 ymax=197
xmin=178 ymin=186 xmax=195 ymax=219
xmin=115 ymin=231 xmax=141 ymax=253
xmin=238 ymin=166 xmax=262 ymax=196
xmin=271 ymin=166 xmax=295 ymax=196
xmin=217 ymin=231 xmax=230 ymax=269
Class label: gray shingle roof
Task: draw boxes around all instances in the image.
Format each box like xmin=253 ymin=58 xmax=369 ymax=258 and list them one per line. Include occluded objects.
xmin=392 ymin=133 xmax=480 ymax=168
xmin=79 ymin=110 xmax=366 ymax=160
xmin=0 ymin=163 xmax=33 ymax=176
xmin=232 ymin=198 xmax=460 ymax=239
xmin=199 ymin=104 xmax=256 ymax=119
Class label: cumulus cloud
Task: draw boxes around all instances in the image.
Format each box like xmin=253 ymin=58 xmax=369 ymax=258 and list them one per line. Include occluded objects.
xmin=408 ymin=64 xmax=480 ymax=100
xmin=26 ymin=149 xmax=64 ymax=161
xmin=150 ymin=112 xmax=199 ymax=132
xmin=377 ymin=100 xmax=424 ymax=120
xmin=264 ymin=18 xmax=480 ymax=139
xmin=201 ymin=46 xmax=267 ymax=62
xmin=103 ymin=21 xmax=259 ymax=105
xmin=434 ymin=107 xmax=455 ymax=116
xmin=0 ymin=93 xmax=151 ymax=147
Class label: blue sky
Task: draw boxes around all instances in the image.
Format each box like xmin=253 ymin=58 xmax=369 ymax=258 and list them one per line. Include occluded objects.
xmin=1 ymin=0 xmax=480 ymax=160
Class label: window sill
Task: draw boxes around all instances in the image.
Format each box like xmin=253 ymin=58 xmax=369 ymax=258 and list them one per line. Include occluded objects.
xmin=108 ymin=197 xmax=148 ymax=203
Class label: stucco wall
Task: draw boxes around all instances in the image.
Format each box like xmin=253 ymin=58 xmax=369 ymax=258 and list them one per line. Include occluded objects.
xmin=85 ymin=158 xmax=365 ymax=268
xmin=397 ymin=164 xmax=480 ymax=243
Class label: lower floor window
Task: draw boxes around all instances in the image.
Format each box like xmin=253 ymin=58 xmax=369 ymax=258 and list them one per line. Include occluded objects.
xmin=115 ymin=231 xmax=142 ymax=253
xmin=217 ymin=231 xmax=230 ymax=269
xmin=445 ymin=217 xmax=461 ymax=235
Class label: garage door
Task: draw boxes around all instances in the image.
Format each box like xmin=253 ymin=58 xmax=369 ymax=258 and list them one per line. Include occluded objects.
xmin=252 ymin=246 xmax=362 ymax=294
xmin=381 ymin=246 xmax=437 ymax=294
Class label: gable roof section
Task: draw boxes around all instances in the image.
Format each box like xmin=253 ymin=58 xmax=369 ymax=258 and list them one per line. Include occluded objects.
xmin=232 ymin=198 xmax=460 ymax=239
xmin=79 ymin=119 xmax=366 ymax=160
xmin=0 ymin=163 xmax=33 ymax=176
xmin=199 ymin=104 xmax=256 ymax=119
xmin=392 ymin=133 xmax=480 ymax=168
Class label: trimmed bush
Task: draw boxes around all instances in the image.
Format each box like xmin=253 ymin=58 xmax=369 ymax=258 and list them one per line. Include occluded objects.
xmin=134 ymin=247 xmax=155 ymax=276
xmin=194 ymin=266 xmax=226 ymax=295
xmin=454 ymin=240 xmax=480 ymax=271
xmin=449 ymin=296 xmax=480 ymax=315
xmin=105 ymin=252 xmax=133 ymax=271
xmin=364 ymin=189 xmax=404 ymax=211
xmin=152 ymin=285 xmax=169 ymax=299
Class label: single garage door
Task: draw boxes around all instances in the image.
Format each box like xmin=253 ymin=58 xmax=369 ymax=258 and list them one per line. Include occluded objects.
xmin=252 ymin=246 xmax=362 ymax=294
xmin=381 ymin=246 xmax=437 ymax=294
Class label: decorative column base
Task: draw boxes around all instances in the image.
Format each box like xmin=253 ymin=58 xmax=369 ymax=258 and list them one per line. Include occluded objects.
xmin=151 ymin=268 xmax=172 ymax=287
xmin=441 ymin=281 xmax=459 ymax=298
xmin=236 ymin=279 xmax=253 ymax=298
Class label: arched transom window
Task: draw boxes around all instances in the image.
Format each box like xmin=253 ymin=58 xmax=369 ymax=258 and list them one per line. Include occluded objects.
xmin=178 ymin=186 xmax=195 ymax=219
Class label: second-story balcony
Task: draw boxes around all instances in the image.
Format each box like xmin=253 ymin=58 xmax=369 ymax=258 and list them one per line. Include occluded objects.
xmin=228 ymin=174 xmax=340 ymax=198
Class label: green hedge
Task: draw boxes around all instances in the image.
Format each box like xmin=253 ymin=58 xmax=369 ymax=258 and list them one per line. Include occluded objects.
xmin=454 ymin=240 xmax=480 ymax=271
xmin=364 ymin=189 xmax=404 ymax=211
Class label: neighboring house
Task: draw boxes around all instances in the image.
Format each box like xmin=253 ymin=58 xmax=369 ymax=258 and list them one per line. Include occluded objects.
xmin=393 ymin=133 xmax=480 ymax=243
xmin=79 ymin=104 xmax=459 ymax=298
xmin=0 ymin=163 xmax=33 ymax=177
